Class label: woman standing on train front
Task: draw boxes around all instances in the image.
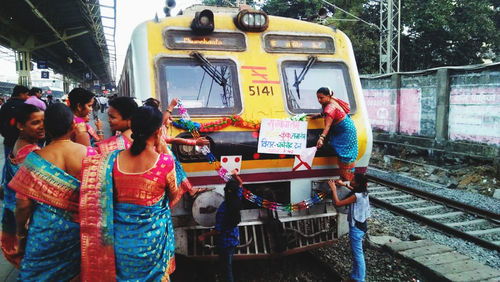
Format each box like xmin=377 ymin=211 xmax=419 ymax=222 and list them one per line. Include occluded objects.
xmin=314 ymin=87 xmax=358 ymax=182
xmin=80 ymin=106 xmax=180 ymax=281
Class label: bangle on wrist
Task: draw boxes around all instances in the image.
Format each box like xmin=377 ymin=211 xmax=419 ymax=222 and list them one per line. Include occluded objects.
xmin=166 ymin=109 xmax=172 ymax=114
xmin=319 ymin=134 xmax=326 ymax=138
xmin=96 ymin=130 xmax=104 ymax=135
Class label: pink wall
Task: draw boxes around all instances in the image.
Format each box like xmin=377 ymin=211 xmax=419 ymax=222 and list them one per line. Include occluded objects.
xmin=363 ymin=89 xmax=397 ymax=132
xmin=399 ymin=88 xmax=421 ymax=135
xmin=363 ymin=88 xmax=422 ymax=135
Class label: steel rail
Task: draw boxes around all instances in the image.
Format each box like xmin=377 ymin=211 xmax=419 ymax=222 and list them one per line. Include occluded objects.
xmin=366 ymin=173 xmax=500 ymax=252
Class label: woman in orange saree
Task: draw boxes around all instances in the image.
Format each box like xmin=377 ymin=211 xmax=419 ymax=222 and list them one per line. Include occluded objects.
xmin=9 ymin=103 xmax=97 ymax=280
xmin=1 ymin=104 xmax=44 ymax=267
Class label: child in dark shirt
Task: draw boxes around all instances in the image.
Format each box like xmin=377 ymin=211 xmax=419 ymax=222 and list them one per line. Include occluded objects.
xmin=198 ymin=171 xmax=243 ymax=282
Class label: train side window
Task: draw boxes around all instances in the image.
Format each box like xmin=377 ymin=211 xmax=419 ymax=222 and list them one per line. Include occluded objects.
xmin=156 ymin=57 xmax=242 ymax=115
xmin=281 ymin=61 xmax=356 ymax=115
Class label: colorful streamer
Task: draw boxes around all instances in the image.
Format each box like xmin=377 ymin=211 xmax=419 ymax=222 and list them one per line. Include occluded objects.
xmin=176 ymin=100 xmax=325 ymax=211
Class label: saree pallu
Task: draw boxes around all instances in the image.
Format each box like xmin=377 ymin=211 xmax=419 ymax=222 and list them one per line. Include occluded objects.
xmin=8 ymin=152 xmax=81 ymax=281
xmin=80 ymin=151 xmax=178 ymax=281
xmin=328 ymin=116 xmax=358 ymax=181
xmin=96 ymin=128 xmax=193 ymax=207
xmin=95 ymin=134 xmax=131 ymax=155
xmin=1 ymin=144 xmax=40 ymax=267
xmin=161 ymin=125 xmax=194 ymax=205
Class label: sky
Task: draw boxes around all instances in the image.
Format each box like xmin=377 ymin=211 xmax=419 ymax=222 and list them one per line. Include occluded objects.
xmin=114 ymin=0 xmax=202 ymax=79
xmin=0 ymin=0 xmax=202 ymax=85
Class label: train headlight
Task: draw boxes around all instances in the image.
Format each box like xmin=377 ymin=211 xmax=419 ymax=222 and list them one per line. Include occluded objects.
xmin=235 ymin=10 xmax=268 ymax=32
xmin=190 ymin=9 xmax=214 ymax=35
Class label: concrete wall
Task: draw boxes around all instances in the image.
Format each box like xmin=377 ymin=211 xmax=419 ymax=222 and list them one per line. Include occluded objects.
xmin=449 ymin=69 xmax=500 ymax=145
xmin=361 ymin=63 xmax=500 ymax=147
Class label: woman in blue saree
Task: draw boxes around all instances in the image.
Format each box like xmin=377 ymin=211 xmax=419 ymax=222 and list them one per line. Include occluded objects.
xmin=80 ymin=106 xmax=180 ymax=281
xmin=9 ymin=103 xmax=97 ymax=280
xmin=1 ymin=104 xmax=44 ymax=267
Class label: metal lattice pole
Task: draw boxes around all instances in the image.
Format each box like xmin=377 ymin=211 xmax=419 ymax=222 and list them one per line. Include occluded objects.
xmin=379 ymin=0 xmax=400 ymax=74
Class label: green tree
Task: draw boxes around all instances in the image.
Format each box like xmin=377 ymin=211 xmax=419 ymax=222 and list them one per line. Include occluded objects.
xmin=401 ymin=0 xmax=497 ymax=70
xmin=262 ymin=0 xmax=323 ymax=20
xmin=324 ymin=1 xmax=379 ymax=74
xmin=491 ymin=0 xmax=500 ymax=61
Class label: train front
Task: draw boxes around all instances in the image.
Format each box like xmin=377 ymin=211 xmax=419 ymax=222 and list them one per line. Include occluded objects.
xmin=129 ymin=5 xmax=372 ymax=259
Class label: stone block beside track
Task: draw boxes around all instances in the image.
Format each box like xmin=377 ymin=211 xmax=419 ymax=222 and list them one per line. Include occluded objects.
xmin=384 ymin=239 xmax=500 ymax=281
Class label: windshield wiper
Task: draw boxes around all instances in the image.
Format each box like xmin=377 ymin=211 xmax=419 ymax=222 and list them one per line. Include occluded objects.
xmin=292 ymin=56 xmax=317 ymax=99
xmin=190 ymin=52 xmax=227 ymax=87
xmin=190 ymin=52 xmax=232 ymax=107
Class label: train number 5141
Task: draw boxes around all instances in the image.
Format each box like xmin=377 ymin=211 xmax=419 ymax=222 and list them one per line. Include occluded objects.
xmin=249 ymin=85 xmax=274 ymax=96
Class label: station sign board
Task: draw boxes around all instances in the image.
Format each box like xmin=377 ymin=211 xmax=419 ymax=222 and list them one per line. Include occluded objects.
xmin=37 ymin=60 xmax=48 ymax=69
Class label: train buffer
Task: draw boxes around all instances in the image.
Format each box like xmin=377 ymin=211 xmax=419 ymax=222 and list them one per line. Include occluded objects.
xmin=383 ymin=239 xmax=500 ymax=281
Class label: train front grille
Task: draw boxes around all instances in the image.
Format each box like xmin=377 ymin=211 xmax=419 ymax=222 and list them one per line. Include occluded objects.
xmin=184 ymin=212 xmax=339 ymax=258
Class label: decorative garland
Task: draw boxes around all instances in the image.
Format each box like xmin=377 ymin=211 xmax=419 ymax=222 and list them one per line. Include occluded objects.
xmin=243 ymin=189 xmax=326 ymax=212
xmin=173 ymin=114 xmax=308 ymax=133
xmin=173 ymin=115 xmax=260 ymax=132
xmin=177 ymin=101 xmax=232 ymax=182
xmin=176 ymin=100 xmax=325 ymax=211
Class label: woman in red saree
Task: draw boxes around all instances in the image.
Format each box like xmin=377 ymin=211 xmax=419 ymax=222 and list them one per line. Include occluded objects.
xmin=9 ymin=103 xmax=97 ymax=280
xmin=1 ymin=104 xmax=44 ymax=267
xmin=80 ymin=106 xmax=180 ymax=281
xmin=314 ymin=87 xmax=358 ymax=182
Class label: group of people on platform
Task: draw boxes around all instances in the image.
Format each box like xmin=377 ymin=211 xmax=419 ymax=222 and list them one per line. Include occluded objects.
xmin=0 ymin=85 xmax=369 ymax=282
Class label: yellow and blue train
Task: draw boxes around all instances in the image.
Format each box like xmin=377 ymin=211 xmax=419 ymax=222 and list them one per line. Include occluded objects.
xmin=118 ymin=5 xmax=372 ymax=259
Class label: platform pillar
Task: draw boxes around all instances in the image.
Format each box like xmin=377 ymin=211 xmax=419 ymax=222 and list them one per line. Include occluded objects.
xmin=16 ymin=51 xmax=31 ymax=87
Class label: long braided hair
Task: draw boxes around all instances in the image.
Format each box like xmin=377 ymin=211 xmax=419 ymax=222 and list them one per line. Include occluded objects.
xmin=129 ymin=106 xmax=162 ymax=156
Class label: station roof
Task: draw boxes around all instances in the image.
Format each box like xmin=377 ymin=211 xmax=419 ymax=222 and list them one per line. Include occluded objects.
xmin=0 ymin=0 xmax=115 ymax=84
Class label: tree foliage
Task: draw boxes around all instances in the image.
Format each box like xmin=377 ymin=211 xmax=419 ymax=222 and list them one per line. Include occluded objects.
xmin=401 ymin=0 xmax=498 ymax=70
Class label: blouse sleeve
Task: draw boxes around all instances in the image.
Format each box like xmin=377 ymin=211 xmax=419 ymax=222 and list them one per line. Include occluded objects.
xmin=323 ymin=104 xmax=345 ymax=123
xmin=163 ymin=154 xmax=181 ymax=207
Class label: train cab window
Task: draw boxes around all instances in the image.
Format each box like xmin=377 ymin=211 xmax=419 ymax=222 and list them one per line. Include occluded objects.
xmin=281 ymin=61 xmax=356 ymax=115
xmin=156 ymin=57 xmax=242 ymax=115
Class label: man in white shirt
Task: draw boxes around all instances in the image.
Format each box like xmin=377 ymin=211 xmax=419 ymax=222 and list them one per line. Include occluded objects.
xmin=98 ymin=95 xmax=108 ymax=113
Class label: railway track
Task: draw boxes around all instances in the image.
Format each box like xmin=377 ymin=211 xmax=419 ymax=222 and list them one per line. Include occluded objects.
xmin=366 ymin=173 xmax=500 ymax=252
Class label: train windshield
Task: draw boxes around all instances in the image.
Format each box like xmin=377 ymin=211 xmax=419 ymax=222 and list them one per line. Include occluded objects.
xmin=157 ymin=57 xmax=242 ymax=115
xmin=282 ymin=61 xmax=356 ymax=114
